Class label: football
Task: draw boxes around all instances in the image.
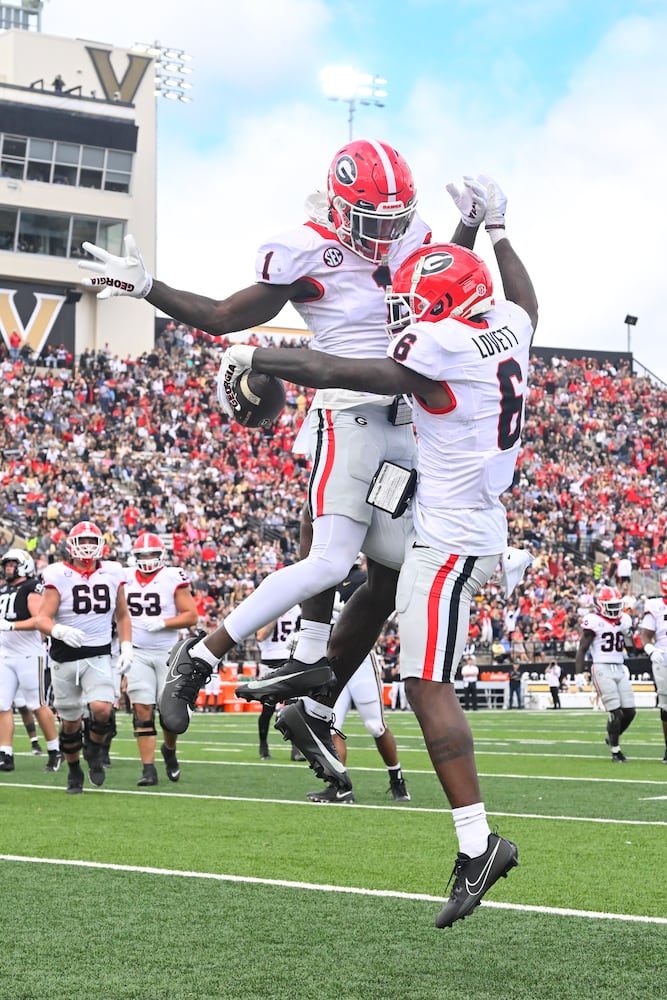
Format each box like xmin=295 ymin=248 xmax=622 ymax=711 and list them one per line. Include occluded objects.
xmin=233 ymin=370 xmax=286 ymax=428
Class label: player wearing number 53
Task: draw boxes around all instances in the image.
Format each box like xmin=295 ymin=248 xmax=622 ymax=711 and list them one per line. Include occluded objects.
xmin=33 ymin=521 xmax=131 ymax=794
xmin=124 ymin=533 xmax=199 ymax=786
xmin=220 ymin=180 xmax=538 ymax=928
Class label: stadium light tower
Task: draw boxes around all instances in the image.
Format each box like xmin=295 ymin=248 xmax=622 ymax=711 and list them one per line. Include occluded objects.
xmin=131 ymin=41 xmax=194 ymax=102
xmin=321 ymin=66 xmax=387 ymax=141
xmin=624 ymin=314 xmax=638 ymax=353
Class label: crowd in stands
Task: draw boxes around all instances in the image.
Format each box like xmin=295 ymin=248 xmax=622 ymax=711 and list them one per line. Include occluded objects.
xmin=2 ymin=327 xmax=666 ymax=677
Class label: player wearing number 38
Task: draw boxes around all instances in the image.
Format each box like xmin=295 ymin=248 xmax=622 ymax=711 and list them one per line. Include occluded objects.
xmin=219 ymin=179 xmax=538 ymax=928
xmin=32 ymin=521 xmax=132 ymax=794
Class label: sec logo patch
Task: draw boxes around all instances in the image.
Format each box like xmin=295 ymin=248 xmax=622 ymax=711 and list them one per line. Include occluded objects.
xmin=323 ymin=247 xmax=344 ymax=268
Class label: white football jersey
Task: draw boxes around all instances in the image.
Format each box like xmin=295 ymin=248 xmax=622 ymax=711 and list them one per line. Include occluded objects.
xmin=640 ymin=597 xmax=667 ymax=649
xmin=255 ymin=214 xmax=431 ymax=410
xmin=388 ymin=300 xmax=534 ymax=554
xmin=581 ymin=611 xmax=632 ymax=663
xmin=41 ymin=559 xmax=127 ymax=658
xmin=257 ymin=604 xmax=300 ymax=664
xmin=125 ymin=565 xmax=193 ymax=651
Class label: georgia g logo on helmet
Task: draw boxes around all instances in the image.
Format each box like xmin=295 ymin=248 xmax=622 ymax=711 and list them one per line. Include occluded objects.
xmin=417 ymin=250 xmax=455 ymax=277
xmin=334 ymin=154 xmax=358 ymax=186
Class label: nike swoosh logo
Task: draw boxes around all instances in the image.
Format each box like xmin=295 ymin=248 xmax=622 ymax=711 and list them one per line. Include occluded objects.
xmin=243 ymin=670 xmax=308 ymax=691
xmin=464 ymin=840 xmax=501 ymax=896
xmin=334 ymin=790 xmax=350 ymax=800
xmin=305 ymin=723 xmax=347 ymax=775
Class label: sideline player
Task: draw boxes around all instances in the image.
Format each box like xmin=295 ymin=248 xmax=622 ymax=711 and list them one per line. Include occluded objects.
xmin=638 ymin=571 xmax=667 ymax=762
xmin=0 ymin=549 xmax=62 ymax=772
xmin=78 ymin=139 xmax=487 ymax=734
xmin=575 ymin=585 xmax=636 ymax=762
xmin=255 ymin=604 xmax=304 ymax=761
xmin=124 ymin=532 xmax=199 ymax=785
xmin=34 ymin=521 xmax=132 ymax=793
xmin=217 ymin=178 xmax=535 ymax=928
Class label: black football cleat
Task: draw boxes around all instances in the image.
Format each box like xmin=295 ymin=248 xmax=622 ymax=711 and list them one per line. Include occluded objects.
xmin=160 ymin=743 xmax=181 ymax=782
xmin=31 ymin=740 xmax=44 ymax=755
xmin=388 ymin=776 xmax=411 ymax=801
xmin=435 ymin=833 xmax=518 ymax=929
xmin=290 ymin=744 xmax=306 ymax=762
xmin=85 ymin=743 xmax=106 ymax=787
xmin=159 ymin=633 xmax=213 ymax=735
xmin=611 ymin=751 xmax=627 ymax=763
xmin=44 ymin=750 xmax=64 ymax=773
xmin=137 ymin=763 xmax=158 ymax=786
xmin=259 ymin=742 xmax=271 ymax=760
xmin=66 ymin=762 xmax=85 ymax=794
xmin=307 ymin=784 xmax=354 ymax=804
xmin=274 ymin=699 xmax=352 ymax=794
xmin=0 ymin=751 xmax=15 ymax=771
xmin=235 ymin=657 xmax=335 ymax=705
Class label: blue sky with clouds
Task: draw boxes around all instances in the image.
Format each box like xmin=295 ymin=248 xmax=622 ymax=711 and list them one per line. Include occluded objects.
xmin=42 ymin=0 xmax=667 ymax=378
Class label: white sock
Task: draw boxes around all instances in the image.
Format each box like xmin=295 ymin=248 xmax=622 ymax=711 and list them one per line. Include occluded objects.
xmin=47 ymin=739 xmax=60 ymax=752
xmin=452 ymin=803 xmax=491 ymax=858
xmin=301 ymin=697 xmax=333 ymax=723
xmin=190 ymin=640 xmax=219 ymax=668
xmin=292 ymin=620 xmax=331 ymax=664
xmin=0 ymin=745 xmax=13 ymax=756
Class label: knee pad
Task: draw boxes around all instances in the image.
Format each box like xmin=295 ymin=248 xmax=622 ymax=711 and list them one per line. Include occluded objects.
xmin=660 ymin=708 xmax=667 ymax=723
xmin=133 ymin=708 xmax=157 ymax=737
xmin=88 ymin=714 xmax=116 ymax=739
xmin=367 ymin=720 xmax=386 ymax=740
xmin=60 ymin=727 xmax=83 ymax=755
xmin=622 ymin=707 xmax=636 ymax=725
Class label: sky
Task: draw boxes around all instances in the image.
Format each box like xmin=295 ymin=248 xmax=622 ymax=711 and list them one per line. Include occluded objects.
xmin=40 ymin=0 xmax=667 ymax=380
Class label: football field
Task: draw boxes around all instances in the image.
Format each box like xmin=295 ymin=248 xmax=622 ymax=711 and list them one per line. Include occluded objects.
xmin=1 ymin=706 xmax=665 ymax=1000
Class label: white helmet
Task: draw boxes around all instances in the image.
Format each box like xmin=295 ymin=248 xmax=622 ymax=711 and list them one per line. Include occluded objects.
xmin=132 ymin=532 xmax=166 ymax=574
xmin=1 ymin=548 xmax=35 ymax=579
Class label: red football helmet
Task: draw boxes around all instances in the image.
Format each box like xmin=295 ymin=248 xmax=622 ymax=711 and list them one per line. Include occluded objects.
xmin=133 ymin=532 xmax=165 ymax=574
xmin=67 ymin=521 xmax=104 ymax=563
xmin=596 ymin=585 xmax=622 ymax=620
xmin=327 ymin=138 xmax=416 ymax=263
xmin=660 ymin=572 xmax=667 ymax=597
xmin=386 ymin=243 xmax=494 ymax=333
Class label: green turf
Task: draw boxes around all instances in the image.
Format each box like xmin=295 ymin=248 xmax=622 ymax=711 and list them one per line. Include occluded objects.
xmin=0 ymin=708 xmax=665 ymax=1000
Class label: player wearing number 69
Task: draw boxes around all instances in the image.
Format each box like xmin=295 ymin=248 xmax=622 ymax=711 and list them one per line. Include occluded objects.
xmin=33 ymin=521 xmax=131 ymax=794
xmin=124 ymin=533 xmax=199 ymax=787
xmin=220 ymin=181 xmax=537 ymax=928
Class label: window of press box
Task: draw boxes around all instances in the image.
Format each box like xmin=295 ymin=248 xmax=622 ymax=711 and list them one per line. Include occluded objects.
xmin=0 ymin=207 xmax=125 ymax=258
xmin=0 ymin=132 xmax=133 ymax=191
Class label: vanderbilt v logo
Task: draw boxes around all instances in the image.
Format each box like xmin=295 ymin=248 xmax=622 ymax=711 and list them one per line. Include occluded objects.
xmin=86 ymin=47 xmax=152 ymax=104
xmin=0 ymin=288 xmax=66 ymax=356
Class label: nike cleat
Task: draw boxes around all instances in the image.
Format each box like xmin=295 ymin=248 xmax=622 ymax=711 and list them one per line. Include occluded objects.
xmin=159 ymin=633 xmax=212 ymax=735
xmin=388 ymin=776 xmax=411 ymax=801
xmin=611 ymin=751 xmax=627 ymax=762
xmin=137 ymin=763 xmax=158 ymax=786
xmin=435 ymin=833 xmax=518 ymax=929
xmin=274 ymin=699 xmax=352 ymax=794
xmin=85 ymin=743 xmax=106 ymax=787
xmin=44 ymin=750 xmax=64 ymax=773
xmin=307 ymin=784 xmax=354 ymax=804
xmin=66 ymin=762 xmax=85 ymax=794
xmin=160 ymin=743 xmax=181 ymax=782
xmin=31 ymin=741 xmax=44 ymax=755
xmin=0 ymin=751 xmax=15 ymax=771
xmin=235 ymin=657 xmax=335 ymax=705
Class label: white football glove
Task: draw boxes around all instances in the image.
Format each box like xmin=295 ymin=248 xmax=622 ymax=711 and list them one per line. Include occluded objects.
xmin=79 ymin=234 xmax=153 ymax=300
xmin=118 ymin=641 xmax=134 ymax=674
xmin=644 ymin=643 xmax=666 ymax=668
xmin=445 ymin=175 xmax=487 ymax=227
xmin=216 ymin=349 xmax=247 ymax=418
xmin=144 ymin=618 xmax=166 ymax=633
xmin=478 ymin=174 xmax=507 ymax=230
xmin=52 ymin=623 xmax=86 ymax=648
xmin=0 ymin=618 xmax=14 ymax=631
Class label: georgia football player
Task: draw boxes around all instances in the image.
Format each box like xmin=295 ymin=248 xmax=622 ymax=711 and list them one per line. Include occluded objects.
xmin=124 ymin=532 xmax=199 ymax=785
xmin=37 ymin=521 xmax=131 ymax=793
xmin=576 ymin=585 xmax=636 ymax=761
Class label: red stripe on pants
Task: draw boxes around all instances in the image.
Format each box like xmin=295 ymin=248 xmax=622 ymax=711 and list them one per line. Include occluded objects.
xmin=314 ymin=410 xmax=336 ymax=517
xmin=423 ymin=553 xmax=458 ymax=681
